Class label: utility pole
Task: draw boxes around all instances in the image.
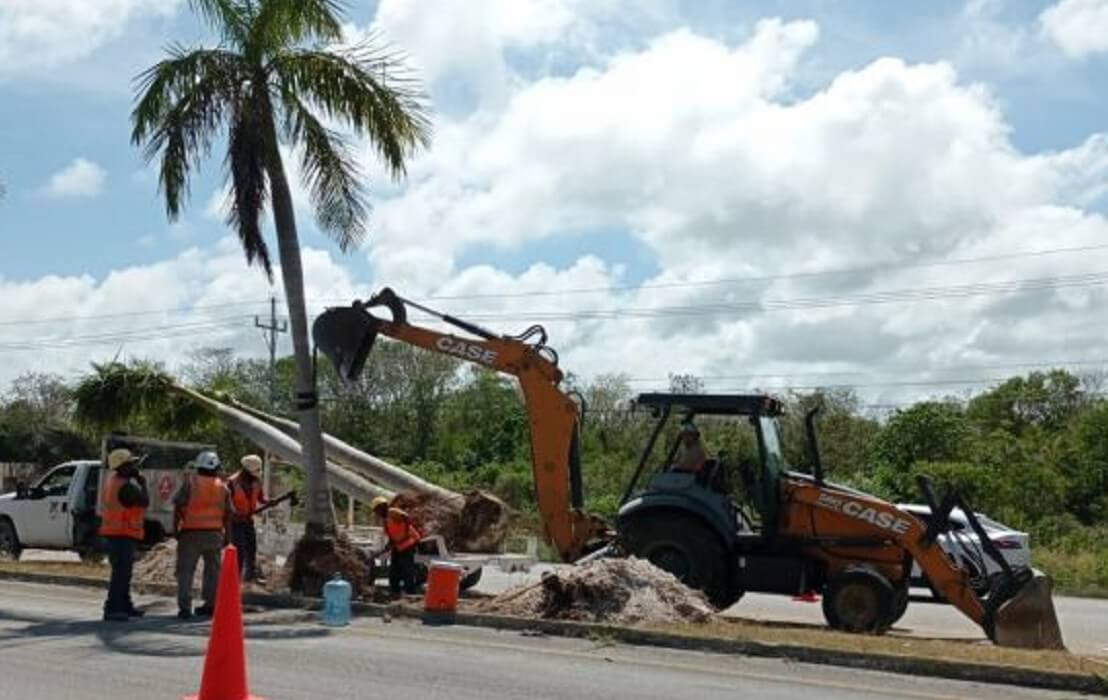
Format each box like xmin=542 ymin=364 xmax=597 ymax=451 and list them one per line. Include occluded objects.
xmin=255 ymin=295 xmax=287 ymax=526
xmin=255 ymin=295 xmax=288 ymax=405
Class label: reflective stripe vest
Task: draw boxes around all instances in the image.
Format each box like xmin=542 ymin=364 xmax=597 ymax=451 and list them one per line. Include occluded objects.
xmin=98 ymin=474 xmax=145 ymax=540
xmin=230 ymin=475 xmax=262 ymax=521
xmin=180 ymin=475 xmax=227 ymax=532
xmin=384 ymin=507 xmax=422 ymax=552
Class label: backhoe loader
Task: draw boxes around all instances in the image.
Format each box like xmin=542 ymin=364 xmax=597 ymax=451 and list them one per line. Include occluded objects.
xmin=312 ymin=288 xmax=1063 ymax=649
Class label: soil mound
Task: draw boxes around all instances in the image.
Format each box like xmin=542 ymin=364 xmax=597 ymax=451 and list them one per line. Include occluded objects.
xmin=135 ymin=539 xmax=276 ymax=588
xmin=284 ymin=534 xmax=370 ymax=598
xmin=483 ymin=557 xmax=714 ymax=624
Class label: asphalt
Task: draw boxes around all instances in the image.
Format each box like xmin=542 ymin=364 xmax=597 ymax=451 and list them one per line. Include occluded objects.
xmin=0 ymin=580 xmax=1079 ymax=700
xmin=477 ymin=565 xmax=1108 ymax=657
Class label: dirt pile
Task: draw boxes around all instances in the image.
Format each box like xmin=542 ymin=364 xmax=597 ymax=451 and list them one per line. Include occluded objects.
xmin=284 ymin=534 xmax=370 ymax=598
xmin=482 ymin=557 xmax=714 ymax=624
xmin=392 ymin=489 xmax=511 ymax=552
xmin=134 ymin=540 xmax=276 ymax=588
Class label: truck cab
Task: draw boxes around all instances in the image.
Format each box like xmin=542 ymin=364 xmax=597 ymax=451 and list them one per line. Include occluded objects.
xmin=0 ymin=434 xmax=216 ymax=561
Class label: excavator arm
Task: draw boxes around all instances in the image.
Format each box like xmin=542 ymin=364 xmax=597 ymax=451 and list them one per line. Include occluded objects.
xmin=312 ymin=288 xmax=604 ymax=561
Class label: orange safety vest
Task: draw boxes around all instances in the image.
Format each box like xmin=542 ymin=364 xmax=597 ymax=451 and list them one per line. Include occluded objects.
xmin=229 ymin=475 xmax=262 ymax=521
xmin=99 ymin=475 xmax=145 ymax=540
xmin=384 ymin=507 xmax=422 ymax=552
xmin=180 ymin=475 xmax=227 ymax=532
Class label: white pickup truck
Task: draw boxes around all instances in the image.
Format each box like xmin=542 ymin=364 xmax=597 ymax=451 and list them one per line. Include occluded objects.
xmin=0 ymin=435 xmax=214 ymax=561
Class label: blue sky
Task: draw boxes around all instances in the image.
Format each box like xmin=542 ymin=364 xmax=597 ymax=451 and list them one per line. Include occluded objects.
xmin=1 ymin=0 xmax=1107 ymax=397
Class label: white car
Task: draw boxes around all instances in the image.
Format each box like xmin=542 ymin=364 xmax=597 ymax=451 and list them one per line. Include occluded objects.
xmin=897 ymin=503 xmax=1032 ymax=597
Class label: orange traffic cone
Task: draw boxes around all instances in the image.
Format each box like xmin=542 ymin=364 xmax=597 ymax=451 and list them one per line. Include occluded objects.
xmin=184 ymin=545 xmax=265 ymax=700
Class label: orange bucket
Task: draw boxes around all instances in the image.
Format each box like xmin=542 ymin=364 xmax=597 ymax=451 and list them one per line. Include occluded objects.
xmin=424 ymin=561 xmax=464 ymax=615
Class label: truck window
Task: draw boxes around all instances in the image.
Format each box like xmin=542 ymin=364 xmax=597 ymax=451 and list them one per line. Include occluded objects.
xmin=36 ymin=465 xmax=77 ymax=498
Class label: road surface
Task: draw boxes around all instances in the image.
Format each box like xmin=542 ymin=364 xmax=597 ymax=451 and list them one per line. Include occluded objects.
xmin=0 ymin=580 xmax=1076 ymax=700
xmin=477 ymin=565 xmax=1108 ymax=657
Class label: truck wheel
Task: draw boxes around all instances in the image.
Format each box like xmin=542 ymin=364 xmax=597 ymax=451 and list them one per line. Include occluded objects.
xmin=0 ymin=519 xmax=22 ymax=561
xmin=621 ymin=511 xmax=735 ymax=608
xmin=460 ymin=567 xmax=483 ymax=592
xmin=822 ymin=566 xmax=895 ymax=633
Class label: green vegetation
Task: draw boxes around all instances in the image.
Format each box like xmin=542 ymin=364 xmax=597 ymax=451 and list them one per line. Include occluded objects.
xmin=2 ymin=351 xmax=1107 ymax=595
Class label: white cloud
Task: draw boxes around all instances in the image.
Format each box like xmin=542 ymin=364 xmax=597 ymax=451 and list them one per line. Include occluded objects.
xmin=7 ymin=7 xmax=1108 ymax=408
xmin=347 ymin=15 xmax=1108 ymax=401
xmin=1040 ymin=0 xmax=1108 ymax=58
xmin=41 ymin=158 xmax=107 ymax=198
xmin=0 ymin=0 xmax=181 ymax=78
xmin=0 ymin=238 xmax=363 ymax=387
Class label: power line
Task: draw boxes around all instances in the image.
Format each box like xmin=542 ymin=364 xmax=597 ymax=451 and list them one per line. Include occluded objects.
xmin=3 ymin=241 xmax=1105 ymax=327
xmin=622 ymin=358 xmax=1108 ymax=383
xmin=0 ymin=300 xmax=273 ymax=327
xmin=382 ymin=271 xmax=1108 ymax=323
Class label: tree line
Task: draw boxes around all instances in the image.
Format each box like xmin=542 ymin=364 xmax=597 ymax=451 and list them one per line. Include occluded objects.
xmin=2 ymin=349 xmax=1106 ymax=592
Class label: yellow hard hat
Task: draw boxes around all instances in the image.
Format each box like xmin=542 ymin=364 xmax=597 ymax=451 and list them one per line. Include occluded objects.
xmin=240 ymin=454 xmax=263 ymax=475
xmin=370 ymin=496 xmax=389 ymax=511
xmin=107 ymin=448 xmax=137 ymax=470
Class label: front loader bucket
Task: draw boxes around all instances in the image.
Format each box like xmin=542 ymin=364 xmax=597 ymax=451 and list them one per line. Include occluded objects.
xmin=991 ymin=569 xmax=1065 ymax=650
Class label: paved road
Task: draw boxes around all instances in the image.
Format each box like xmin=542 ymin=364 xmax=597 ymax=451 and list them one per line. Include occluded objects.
xmin=476 ymin=565 xmax=1108 ymax=656
xmin=0 ymin=580 xmax=1076 ymax=700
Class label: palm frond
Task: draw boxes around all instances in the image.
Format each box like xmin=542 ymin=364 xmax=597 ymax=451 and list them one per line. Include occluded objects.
xmin=187 ymin=0 xmax=251 ymax=46
xmin=131 ymin=47 xmax=248 ymax=219
xmin=225 ymin=97 xmax=275 ymax=277
xmin=271 ymin=37 xmax=431 ymax=179
xmin=281 ymin=94 xmax=368 ymax=250
xmin=251 ymin=0 xmax=345 ymax=53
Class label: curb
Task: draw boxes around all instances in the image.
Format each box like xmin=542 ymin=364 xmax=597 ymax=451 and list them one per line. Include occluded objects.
xmin=2 ymin=569 xmax=1105 ymax=695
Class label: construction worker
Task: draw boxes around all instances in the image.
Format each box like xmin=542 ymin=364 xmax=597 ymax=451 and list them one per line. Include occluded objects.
xmin=174 ymin=451 xmax=231 ymax=620
xmin=228 ymin=454 xmax=268 ymax=582
xmin=371 ymin=496 xmax=423 ymax=596
xmin=98 ymin=448 xmax=149 ymax=622
xmin=672 ymin=422 xmax=708 ymax=474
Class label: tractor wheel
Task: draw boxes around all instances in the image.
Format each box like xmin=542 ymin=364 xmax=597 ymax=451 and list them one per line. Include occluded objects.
xmin=621 ymin=511 xmax=735 ymax=609
xmin=886 ymin=583 xmax=910 ymax=627
xmin=460 ymin=567 xmax=483 ymax=592
xmin=822 ymin=566 xmax=895 ymax=634
xmin=0 ymin=519 xmax=21 ymax=561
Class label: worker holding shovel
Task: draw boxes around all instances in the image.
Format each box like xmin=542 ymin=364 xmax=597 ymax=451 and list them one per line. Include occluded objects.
xmin=371 ymin=497 xmax=424 ymax=596
xmin=228 ymin=454 xmax=268 ymax=583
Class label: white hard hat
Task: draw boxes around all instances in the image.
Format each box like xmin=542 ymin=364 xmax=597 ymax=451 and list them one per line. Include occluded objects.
xmin=195 ymin=451 xmax=221 ymax=472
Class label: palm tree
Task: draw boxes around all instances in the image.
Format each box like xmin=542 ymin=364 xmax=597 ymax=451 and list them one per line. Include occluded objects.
xmin=131 ymin=0 xmax=430 ymax=539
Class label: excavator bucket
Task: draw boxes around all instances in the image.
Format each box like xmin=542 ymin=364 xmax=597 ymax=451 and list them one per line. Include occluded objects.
xmin=991 ymin=569 xmax=1065 ymax=650
xmin=312 ymin=306 xmax=381 ymax=384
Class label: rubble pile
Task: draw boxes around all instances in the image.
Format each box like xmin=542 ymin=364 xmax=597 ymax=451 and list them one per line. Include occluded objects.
xmin=392 ymin=489 xmax=511 ymax=553
xmin=134 ymin=539 xmax=276 ymax=588
xmin=483 ymin=557 xmax=715 ymax=624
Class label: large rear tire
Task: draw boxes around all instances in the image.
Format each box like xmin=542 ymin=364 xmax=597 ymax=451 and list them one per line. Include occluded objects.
xmin=0 ymin=518 xmax=22 ymax=562
xmin=620 ymin=511 xmax=736 ymax=608
xmin=822 ymin=566 xmax=895 ymax=634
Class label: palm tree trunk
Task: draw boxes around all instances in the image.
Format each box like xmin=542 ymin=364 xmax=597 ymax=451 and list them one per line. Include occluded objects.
xmin=264 ymin=127 xmax=332 ymax=539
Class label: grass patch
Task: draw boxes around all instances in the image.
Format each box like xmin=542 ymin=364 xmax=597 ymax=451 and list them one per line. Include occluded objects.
xmin=643 ymin=617 xmax=1108 ymax=677
xmin=1036 ymin=542 xmax=1108 ymax=599
xmin=0 ymin=560 xmax=107 ymax=580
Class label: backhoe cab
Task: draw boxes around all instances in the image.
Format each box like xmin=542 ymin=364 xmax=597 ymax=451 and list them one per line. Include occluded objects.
xmin=617 ymin=392 xmax=1064 ymax=650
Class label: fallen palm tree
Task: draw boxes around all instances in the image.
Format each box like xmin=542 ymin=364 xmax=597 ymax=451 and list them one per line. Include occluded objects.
xmin=226 ymin=397 xmax=511 ymax=553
